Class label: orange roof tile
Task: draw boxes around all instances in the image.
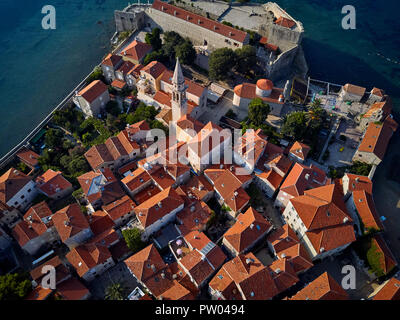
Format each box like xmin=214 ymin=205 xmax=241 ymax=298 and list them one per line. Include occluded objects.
xmin=56 ymin=277 xmax=90 ymax=300
xmin=352 ymin=190 xmax=384 ymax=231
xmin=233 ymin=83 xmax=284 ymax=104
xmin=121 ymin=40 xmax=152 ymax=62
xmin=0 ymin=168 xmax=32 ymax=203
xmin=275 ymin=16 xmax=296 ymax=29
xmin=36 ymin=169 xmax=72 ymax=197
xmin=102 ymin=53 xmax=123 ymax=67
xmin=142 ymin=60 xmax=167 ymax=79
xmin=223 ymin=207 xmax=271 ymax=254
xmin=370 ymin=234 xmax=397 ymax=275
xmin=373 ymin=277 xmax=400 ymax=300
xmin=16 ymin=147 xmax=39 ymax=168
xmin=342 ymin=83 xmax=366 ymax=96
xmin=103 ymin=195 xmax=135 ymax=221
xmin=269 ymin=258 xmax=299 ymax=294
xmin=77 ymin=80 xmax=108 ymax=103
xmin=289 ymin=141 xmax=311 ymax=161
xmin=290 ymin=272 xmax=348 ymax=300
xmin=152 ymin=0 xmax=247 ymax=43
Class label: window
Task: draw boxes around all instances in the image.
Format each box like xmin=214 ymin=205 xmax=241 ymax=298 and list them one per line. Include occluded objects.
xmin=20 ymin=195 xmax=25 ymax=199
xmin=27 ymin=189 xmax=31 ymax=193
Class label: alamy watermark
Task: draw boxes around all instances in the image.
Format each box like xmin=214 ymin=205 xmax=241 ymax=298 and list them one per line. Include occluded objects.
xmin=41 ymin=265 xmax=56 ymax=290
xmin=41 ymin=5 xmax=56 ymax=30
xmin=342 ymin=5 xmax=356 ymax=29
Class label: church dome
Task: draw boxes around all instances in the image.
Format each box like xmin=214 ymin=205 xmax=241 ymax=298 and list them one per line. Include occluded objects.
xmin=256 ymin=79 xmax=273 ymax=97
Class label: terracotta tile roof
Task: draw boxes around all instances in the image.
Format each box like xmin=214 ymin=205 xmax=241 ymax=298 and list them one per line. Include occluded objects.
xmin=256 ymin=169 xmax=284 ymax=189
xmin=121 ymin=40 xmax=152 ymax=62
xmin=223 ymin=207 xmax=271 ymax=254
xmin=88 ymin=210 xmax=115 ymax=235
xmin=111 ymin=79 xmax=126 ymax=90
xmin=56 ymin=277 xmax=90 ymax=300
xmin=176 ymin=202 xmax=212 ymax=234
xmin=352 ymin=190 xmax=384 ymax=231
xmin=268 ymin=225 xmax=313 ymax=274
xmin=66 ymin=243 xmax=111 ymax=277
xmin=161 ymin=70 xmax=206 ymax=98
xmin=373 ymin=277 xmax=400 ymax=300
xmin=116 ymin=60 xmax=135 ymax=74
xmin=279 ymin=163 xmax=330 ymax=198
xmin=234 ymin=83 xmax=284 ymax=105
xmin=342 ymin=173 xmax=373 ymax=194
xmin=105 ymin=136 xmax=129 ymax=160
xmin=363 ymin=99 xmax=392 ymax=119
xmin=153 ymin=90 xmax=172 ymax=108
xmin=134 ymin=187 xmax=184 ymax=228
xmin=142 ymin=60 xmax=167 ymax=79
xmin=124 ymin=244 xmax=167 ymax=282
xmin=358 ymin=117 xmax=398 ymax=160
xmin=36 ymin=169 xmax=72 ymax=197
xmin=133 ymin=184 xmax=162 ymax=204
xmin=275 ymin=16 xmax=296 ymax=29
xmin=156 ymin=108 xmax=172 ymax=124
xmin=269 ymin=258 xmax=299 ymax=294
xmin=16 ymin=147 xmax=39 ymax=168
xmin=103 ymin=195 xmax=135 ymax=221
xmin=84 ymin=143 xmax=113 ymax=169
xmin=177 ymin=114 xmax=204 ymax=133
xmin=30 ymin=256 xmax=70 ymax=284
xmin=370 ymin=234 xmax=397 ymax=275
xmin=102 ymin=53 xmax=123 ymax=67
xmin=211 ymin=253 xmax=278 ymax=300
xmin=290 ymin=272 xmax=349 ymax=300
xmin=77 ymin=80 xmax=108 ymax=103
xmin=118 ymin=161 xmax=138 ymax=176
xmin=52 ymin=203 xmax=90 ymax=242
xmin=149 ymin=166 xmax=176 ymax=190
xmin=116 ymin=130 xmax=140 ymax=155
xmin=12 ymin=201 xmax=54 ymax=247
xmin=122 ymin=167 xmax=152 ymax=193
xmin=179 ymin=175 xmax=213 ymax=202
xmin=0 ymin=168 xmax=32 ymax=203
xmin=342 ymin=83 xmax=366 ymax=97
xmin=164 ymin=161 xmax=190 ymax=180
xmin=126 ymin=120 xmax=151 ymax=134
xmin=161 ymin=280 xmax=196 ymax=300
xmin=289 ymin=141 xmax=310 ymax=161
xmin=235 ymin=129 xmax=268 ymax=166
xmin=152 ymin=0 xmax=248 ymax=43
xmin=25 ymin=285 xmax=53 ymax=300
xmin=370 ymin=87 xmax=385 ymax=97
xmin=128 ymin=63 xmax=144 ymax=77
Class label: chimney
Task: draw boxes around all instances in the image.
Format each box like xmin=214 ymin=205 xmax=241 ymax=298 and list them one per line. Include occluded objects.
xmin=198 ymin=19 xmax=201 ymax=24
xmin=151 ymin=264 xmax=156 ymax=272
xmin=280 ymin=253 xmax=286 ymax=258
xmin=320 ymin=247 xmax=325 ymax=253
xmin=190 ymin=206 xmax=195 ymax=212
xmin=355 ymin=177 xmax=360 ymax=183
xmin=229 ymin=32 xmax=233 ymax=36
xmin=187 ymin=15 xmax=190 ymax=20
xmin=343 ymin=217 xmax=349 ymax=223
xmin=161 ymin=272 xmax=165 ymax=279
xmin=158 ymin=201 xmax=162 ymax=208
xmin=305 ymin=173 xmax=310 ymax=180
xmin=245 ymin=258 xmax=252 ymax=265
xmin=172 ymin=274 xmax=177 ymax=279
xmin=275 ymin=268 xmax=281 ymax=274
xmin=174 ymin=10 xmax=177 ymax=16
xmin=250 ymin=223 xmax=254 ymax=229
xmin=220 ymin=164 xmax=224 ymax=169
xmin=213 ymin=25 xmax=216 ymax=30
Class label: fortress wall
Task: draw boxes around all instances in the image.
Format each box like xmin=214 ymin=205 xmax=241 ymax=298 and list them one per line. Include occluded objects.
xmin=268 ymin=44 xmax=299 ymax=81
xmin=115 ymin=10 xmax=147 ymax=32
xmin=145 ymin=8 xmax=248 ymax=51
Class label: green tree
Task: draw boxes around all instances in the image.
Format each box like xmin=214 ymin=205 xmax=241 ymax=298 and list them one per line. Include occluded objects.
xmin=163 ymin=31 xmax=184 ymax=60
xmin=349 ymin=161 xmax=372 ymax=176
xmin=87 ymin=66 xmax=103 ymax=83
xmin=143 ymin=50 xmax=168 ymax=65
xmin=45 ymin=128 xmax=64 ymax=148
xmin=0 ymin=273 xmax=32 ymax=300
xmin=105 ymin=283 xmax=127 ymax=300
xmin=145 ymin=28 xmax=162 ymax=51
xmin=122 ymin=228 xmax=146 ymax=253
xmin=150 ymin=120 xmax=169 ymax=135
xmin=176 ymin=40 xmax=196 ymax=65
xmin=248 ymin=98 xmax=270 ymax=127
xmin=366 ymin=241 xmax=387 ymax=277
xmin=281 ymin=111 xmax=308 ymax=141
xmin=235 ymin=45 xmax=257 ymax=74
xmin=209 ymin=48 xmax=236 ymax=80
xmin=106 ymin=101 xmax=121 ymax=117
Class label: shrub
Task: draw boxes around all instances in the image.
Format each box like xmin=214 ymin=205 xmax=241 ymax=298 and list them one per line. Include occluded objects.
xmin=122 ymin=228 xmax=146 ymax=253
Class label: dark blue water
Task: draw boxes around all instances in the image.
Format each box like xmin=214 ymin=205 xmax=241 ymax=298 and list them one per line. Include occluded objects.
xmin=0 ymin=0 xmax=399 ymax=158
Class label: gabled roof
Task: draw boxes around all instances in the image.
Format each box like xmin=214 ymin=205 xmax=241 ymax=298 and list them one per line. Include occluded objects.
xmin=289 ymin=141 xmax=310 ymax=161
xmin=342 ymin=173 xmax=373 ymax=195
xmin=223 ymin=207 xmax=271 ymax=254
xmin=142 ymin=60 xmax=167 ymax=79
xmin=290 ymin=272 xmax=349 ymax=300
xmin=179 ymin=175 xmax=213 ymax=202
xmin=279 ymin=163 xmax=329 ymax=198
xmin=210 ymin=253 xmax=278 ymax=300
xmin=342 ymin=83 xmax=366 ymax=96
xmin=370 ymin=234 xmax=397 ymax=275
xmin=269 ymin=258 xmax=299 ymax=294
xmin=373 ymin=277 xmax=400 ymax=300
xmin=124 ymin=244 xmax=167 ymax=282
xmin=274 ymin=16 xmax=296 ymax=29
xmin=121 ymin=167 xmax=152 ymax=192
xmin=16 ymin=147 xmax=39 ymax=168
xmin=36 ymin=169 xmax=72 ymax=197
xmin=0 ymin=168 xmax=32 ymax=203
xmin=177 ymin=201 xmax=212 ymax=235
xmin=84 ymin=144 xmax=114 ymax=169
xmin=134 ymin=187 xmax=184 ymax=228
xmin=77 ymin=80 xmax=108 ymax=103
xmin=66 ymin=243 xmax=111 ymax=277
xmin=352 ymin=190 xmax=384 ymax=231
xmin=103 ymin=195 xmax=135 ymax=221
xmin=30 ymin=256 xmax=70 ymax=284
xmin=363 ymin=99 xmax=392 ymax=119
xmin=358 ymin=117 xmax=398 ymax=160
xmin=12 ymin=201 xmax=54 ymax=247
xmin=177 ymin=114 xmax=204 ymax=134
xmin=52 ymin=203 xmax=90 ymax=242
xmin=56 ymin=277 xmax=90 ymax=300
xmin=152 ymin=0 xmax=248 ymax=43
xmin=121 ymin=40 xmax=152 ymax=62
xmin=102 ymin=53 xmax=123 ymax=67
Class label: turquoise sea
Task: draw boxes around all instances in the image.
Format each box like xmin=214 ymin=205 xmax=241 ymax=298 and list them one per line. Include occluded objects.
xmin=0 ymin=1 xmax=399 ymax=201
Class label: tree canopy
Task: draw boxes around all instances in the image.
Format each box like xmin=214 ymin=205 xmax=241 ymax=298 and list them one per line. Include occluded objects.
xmin=145 ymin=27 xmax=162 ymax=51
xmin=122 ymin=228 xmax=146 ymax=253
xmin=175 ymin=40 xmax=196 ymax=65
xmin=209 ymin=48 xmax=236 ymax=80
xmin=281 ymin=111 xmax=308 ymax=141
xmin=248 ymin=98 xmax=271 ymax=127
xmin=235 ymin=45 xmax=257 ymax=74
xmin=0 ymin=273 xmax=32 ymax=300
xmin=105 ymin=283 xmax=127 ymax=300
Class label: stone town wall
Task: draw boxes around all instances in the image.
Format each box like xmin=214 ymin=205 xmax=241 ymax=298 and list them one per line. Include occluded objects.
xmin=145 ymin=7 xmax=248 ymax=51
xmin=114 ymin=9 xmax=147 ymax=32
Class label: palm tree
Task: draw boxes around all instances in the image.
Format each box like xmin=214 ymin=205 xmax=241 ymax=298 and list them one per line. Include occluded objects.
xmin=105 ymin=282 xmax=126 ymax=300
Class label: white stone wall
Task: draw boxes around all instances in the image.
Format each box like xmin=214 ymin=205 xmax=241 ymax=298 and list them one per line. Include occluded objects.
xmin=7 ymin=180 xmax=37 ymax=212
xmin=82 ymin=256 xmax=115 ymax=282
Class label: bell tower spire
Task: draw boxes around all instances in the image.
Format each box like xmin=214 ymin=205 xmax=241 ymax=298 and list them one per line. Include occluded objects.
xmin=171 ymin=58 xmax=187 ymax=124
